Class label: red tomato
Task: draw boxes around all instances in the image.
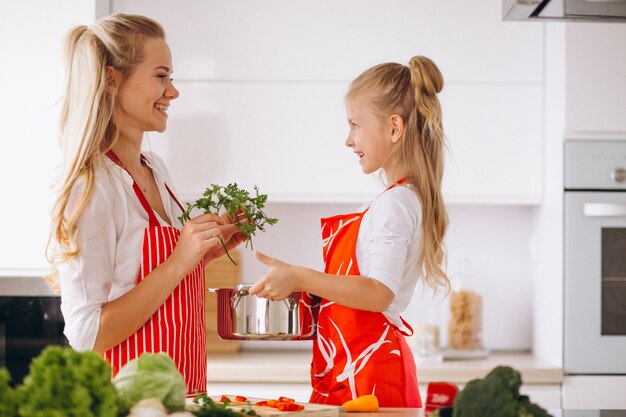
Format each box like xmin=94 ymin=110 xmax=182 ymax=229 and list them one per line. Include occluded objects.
xmin=255 ymin=401 xmax=269 ymax=406
xmin=220 ymin=395 xmax=231 ymax=403
xmin=235 ymin=396 xmax=248 ymax=402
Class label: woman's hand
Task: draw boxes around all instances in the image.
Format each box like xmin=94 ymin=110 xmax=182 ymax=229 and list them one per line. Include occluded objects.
xmin=169 ymin=213 xmax=225 ymax=276
xmin=203 ymin=222 xmax=245 ymax=265
xmin=249 ymin=251 xmax=299 ymax=300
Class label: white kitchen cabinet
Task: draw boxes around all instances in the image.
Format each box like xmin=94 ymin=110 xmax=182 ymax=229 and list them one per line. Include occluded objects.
xmin=112 ymin=0 xmax=543 ymax=84
xmin=112 ymin=0 xmax=545 ymax=204
xmin=565 ymin=24 xmax=626 ymax=137
xmin=562 ymin=376 xmax=626 ymax=409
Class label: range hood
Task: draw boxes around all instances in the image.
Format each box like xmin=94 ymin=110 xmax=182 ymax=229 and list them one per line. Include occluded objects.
xmin=503 ymin=0 xmax=626 ymax=22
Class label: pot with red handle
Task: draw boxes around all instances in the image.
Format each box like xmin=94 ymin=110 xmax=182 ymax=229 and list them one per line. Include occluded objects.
xmin=208 ymin=284 xmax=318 ymax=341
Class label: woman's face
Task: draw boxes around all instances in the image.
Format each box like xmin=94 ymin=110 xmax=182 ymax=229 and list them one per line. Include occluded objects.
xmin=345 ymin=96 xmax=393 ymax=174
xmin=116 ymin=38 xmax=179 ymax=136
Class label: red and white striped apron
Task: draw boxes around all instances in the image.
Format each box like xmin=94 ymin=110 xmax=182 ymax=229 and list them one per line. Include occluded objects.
xmin=103 ymin=151 xmax=206 ymax=395
xmin=310 ymin=180 xmax=421 ymax=407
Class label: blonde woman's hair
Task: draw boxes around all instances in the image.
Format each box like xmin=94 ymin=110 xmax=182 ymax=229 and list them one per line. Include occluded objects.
xmin=46 ymin=13 xmax=165 ymax=292
xmin=347 ymin=56 xmax=449 ymax=291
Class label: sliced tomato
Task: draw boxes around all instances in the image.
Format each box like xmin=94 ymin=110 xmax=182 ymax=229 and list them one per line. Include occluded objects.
xmin=278 ymin=396 xmax=295 ymax=403
xmin=255 ymin=400 xmax=269 ymax=406
xmin=235 ymin=395 xmax=248 ymax=402
xmin=280 ymin=402 xmax=304 ymax=411
xmin=219 ymin=395 xmax=231 ymax=403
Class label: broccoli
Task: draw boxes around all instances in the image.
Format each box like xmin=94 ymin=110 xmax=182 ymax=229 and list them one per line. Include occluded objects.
xmin=452 ymin=366 xmax=553 ymax=417
xmin=14 ymin=345 xmax=120 ymax=417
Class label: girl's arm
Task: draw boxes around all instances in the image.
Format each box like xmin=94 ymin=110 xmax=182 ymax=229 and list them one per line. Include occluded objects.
xmin=249 ymin=251 xmax=394 ymax=312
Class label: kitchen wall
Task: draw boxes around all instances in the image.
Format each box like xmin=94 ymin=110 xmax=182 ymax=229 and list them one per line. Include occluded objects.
xmin=0 ymin=1 xmax=97 ymax=275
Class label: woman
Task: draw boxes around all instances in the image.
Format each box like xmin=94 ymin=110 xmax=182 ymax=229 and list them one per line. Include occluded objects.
xmin=47 ymin=13 xmax=243 ymax=394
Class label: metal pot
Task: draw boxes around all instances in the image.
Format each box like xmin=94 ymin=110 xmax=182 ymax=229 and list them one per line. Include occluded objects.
xmin=208 ymin=284 xmax=318 ymax=341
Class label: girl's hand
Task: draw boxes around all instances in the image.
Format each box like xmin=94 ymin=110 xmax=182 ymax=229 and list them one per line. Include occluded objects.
xmin=249 ymin=251 xmax=298 ymax=300
xmin=170 ymin=213 xmax=224 ymax=275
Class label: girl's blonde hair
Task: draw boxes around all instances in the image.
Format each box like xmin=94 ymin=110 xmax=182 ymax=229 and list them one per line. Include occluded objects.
xmin=46 ymin=14 xmax=165 ymax=292
xmin=347 ymin=56 xmax=449 ymax=291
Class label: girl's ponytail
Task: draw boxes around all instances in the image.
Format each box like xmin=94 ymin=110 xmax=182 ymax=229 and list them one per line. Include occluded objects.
xmin=405 ymin=56 xmax=448 ymax=292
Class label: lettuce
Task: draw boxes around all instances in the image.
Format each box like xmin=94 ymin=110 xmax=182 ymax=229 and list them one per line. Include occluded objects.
xmin=14 ymin=346 xmax=119 ymax=417
xmin=0 ymin=368 xmax=18 ymax=417
xmin=113 ymin=353 xmax=186 ymax=413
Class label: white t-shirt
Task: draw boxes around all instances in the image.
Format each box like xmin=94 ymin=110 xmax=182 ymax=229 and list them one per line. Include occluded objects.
xmin=57 ymin=152 xmax=184 ymax=351
xmin=355 ymin=184 xmax=423 ymax=328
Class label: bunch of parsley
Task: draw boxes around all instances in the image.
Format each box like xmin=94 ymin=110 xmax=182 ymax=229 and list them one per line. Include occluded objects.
xmin=179 ymin=183 xmax=278 ymax=265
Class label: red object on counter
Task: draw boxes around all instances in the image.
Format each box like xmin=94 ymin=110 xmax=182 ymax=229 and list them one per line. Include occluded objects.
xmin=425 ymin=382 xmax=459 ymax=416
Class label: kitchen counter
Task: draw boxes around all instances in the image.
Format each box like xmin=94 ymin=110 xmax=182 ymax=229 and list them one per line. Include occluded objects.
xmin=207 ymin=349 xmax=563 ymax=385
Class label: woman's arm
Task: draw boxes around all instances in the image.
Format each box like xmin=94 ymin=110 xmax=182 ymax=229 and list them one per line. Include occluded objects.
xmin=249 ymin=251 xmax=394 ymax=312
xmin=93 ymin=212 xmax=230 ymax=353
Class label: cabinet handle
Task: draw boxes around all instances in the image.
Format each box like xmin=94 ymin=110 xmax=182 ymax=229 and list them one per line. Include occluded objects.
xmin=583 ymin=203 xmax=626 ymax=217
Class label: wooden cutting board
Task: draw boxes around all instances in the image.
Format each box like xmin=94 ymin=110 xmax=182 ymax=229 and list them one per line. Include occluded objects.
xmin=203 ymin=396 xmax=345 ymax=417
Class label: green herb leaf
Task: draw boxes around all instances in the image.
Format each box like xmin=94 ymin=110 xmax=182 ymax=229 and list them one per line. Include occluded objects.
xmin=178 ymin=183 xmax=279 ymax=265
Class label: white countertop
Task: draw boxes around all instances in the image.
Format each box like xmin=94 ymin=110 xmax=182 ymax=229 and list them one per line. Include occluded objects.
xmin=207 ymin=349 xmax=564 ymax=385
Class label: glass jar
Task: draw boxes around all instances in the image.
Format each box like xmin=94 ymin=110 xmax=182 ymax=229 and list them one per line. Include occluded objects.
xmin=447 ymin=259 xmax=483 ymax=350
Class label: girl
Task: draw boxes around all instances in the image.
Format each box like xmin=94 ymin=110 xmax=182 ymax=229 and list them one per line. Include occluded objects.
xmin=47 ymin=13 xmax=243 ymax=394
xmin=250 ymin=56 xmax=449 ymax=407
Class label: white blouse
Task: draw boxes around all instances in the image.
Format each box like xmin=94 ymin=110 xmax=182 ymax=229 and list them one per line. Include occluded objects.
xmin=58 ymin=152 xmax=184 ymax=351
xmin=355 ymin=184 xmax=423 ymax=328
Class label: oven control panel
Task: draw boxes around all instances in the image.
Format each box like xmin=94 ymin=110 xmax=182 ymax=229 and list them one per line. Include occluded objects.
xmin=565 ymin=140 xmax=626 ymax=190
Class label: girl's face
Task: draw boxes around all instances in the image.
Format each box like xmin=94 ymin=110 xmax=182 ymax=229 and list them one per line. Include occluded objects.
xmin=115 ymin=38 xmax=179 ymax=136
xmin=345 ymin=96 xmax=393 ymax=174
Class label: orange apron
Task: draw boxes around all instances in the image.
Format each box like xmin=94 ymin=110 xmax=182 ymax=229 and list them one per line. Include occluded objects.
xmin=310 ymin=183 xmax=421 ymax=407
xmin=103 ymin=151 xmax=207 ymax=395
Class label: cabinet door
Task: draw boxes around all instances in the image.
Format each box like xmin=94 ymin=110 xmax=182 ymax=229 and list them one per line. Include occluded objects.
xmin=566 ymin=24 xmax=626 ymax=136
xmin=563 ymin=376 xmax=626 ymax=409
xmin=113 ymin=0 xmax=543 ymax=84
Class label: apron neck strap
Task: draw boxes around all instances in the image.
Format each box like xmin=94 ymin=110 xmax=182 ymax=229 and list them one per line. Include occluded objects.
xmin=106 ymin=150 xmax=167 ymax=228
xmin=387 ymin=176 xmax=408 ymax=191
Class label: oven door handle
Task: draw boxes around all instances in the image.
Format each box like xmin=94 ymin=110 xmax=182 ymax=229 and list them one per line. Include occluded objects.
xmin=583 ymin=203 xmax=626 ymax=217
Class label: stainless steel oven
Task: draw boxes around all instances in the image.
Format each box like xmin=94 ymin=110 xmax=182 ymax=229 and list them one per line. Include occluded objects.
xmin=564 ymin=140 xmax=626 ymax=374
xmin=0 ymin=276 xmax=68 ymax=386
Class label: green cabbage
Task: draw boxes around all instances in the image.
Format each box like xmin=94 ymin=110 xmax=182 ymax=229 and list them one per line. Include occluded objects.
xmin=113 ymin=352 xmax=186 ymax=413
